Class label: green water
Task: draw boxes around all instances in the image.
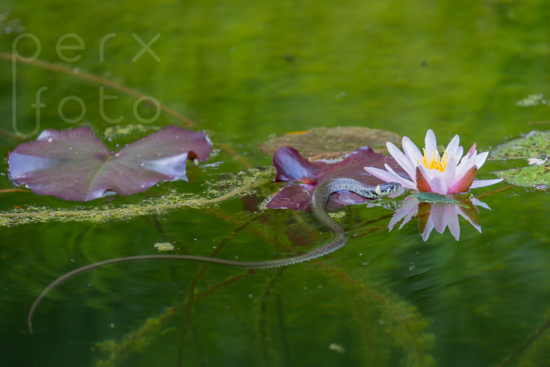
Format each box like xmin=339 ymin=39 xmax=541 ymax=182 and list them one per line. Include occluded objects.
xmin=1 ymin=0 xmax=550 ymax=366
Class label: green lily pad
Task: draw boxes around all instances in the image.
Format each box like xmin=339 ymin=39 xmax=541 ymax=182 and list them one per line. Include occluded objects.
xmin=258 ymin=126 xmax=401 ymax=159
xmin=412 ymin=192 xmax=469 ymax=208
xmin=491 ymin=131 xmax=550 ymax=160
xmin=491 ymin=131 xmax=550 ymax=187
xmin=494 ymin=164 xmax=550 ymax=188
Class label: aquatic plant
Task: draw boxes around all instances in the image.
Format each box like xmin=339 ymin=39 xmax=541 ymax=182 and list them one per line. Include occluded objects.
xmin=266 ymin=146 xmax=405 ymax=211
xmin=8 ymin=126 xmax=212 ymax=201
xmin=365 ymin=129 xmax=503 ymax=194
xmin=0 ymin=167 xmax=275 ymax=227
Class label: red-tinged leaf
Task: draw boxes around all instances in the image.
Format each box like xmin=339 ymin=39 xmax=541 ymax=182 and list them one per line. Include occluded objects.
xmin=8 ymin=126 xmax=212 ymax=201
xmin=415 ymin=167 xmax=432 ymax=192
xmin=417 ymin=202 xmax=432 ymax=233
xmin=273 ymin=147 xmax=325 ymax=182
xmin=265 ymin=184 xmax=313 ymax=211
xmin=448 ymin=166 xmax=477 ymax=194
xmin=267 ymin=146 xmax=406 ymax=210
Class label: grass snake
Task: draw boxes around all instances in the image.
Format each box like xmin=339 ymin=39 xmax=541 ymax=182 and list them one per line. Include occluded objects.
xmin=28 ymin=178 xmax=400 ymax=333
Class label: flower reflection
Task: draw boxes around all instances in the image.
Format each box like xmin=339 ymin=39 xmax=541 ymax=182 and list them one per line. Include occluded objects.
xmin=389 ymin=195 xmax=491 ymax=241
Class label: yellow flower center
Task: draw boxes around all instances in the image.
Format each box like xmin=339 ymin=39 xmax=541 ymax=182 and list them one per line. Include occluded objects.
xmin=421 ymin=149 xmax=449 ymax=172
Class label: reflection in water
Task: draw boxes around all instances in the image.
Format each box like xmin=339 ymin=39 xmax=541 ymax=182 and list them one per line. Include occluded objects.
xmin=388 ymin=195 xmax=491 ymax=241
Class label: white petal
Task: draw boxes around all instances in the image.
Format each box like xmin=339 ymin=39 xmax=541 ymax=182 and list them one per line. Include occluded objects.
xmin=399 ymin=209 xmax=418 ymax=230
xmin=418 ymin=164 xmax=434 ymax=182
xmin=388 ymin=219 xmax=399 ymax=231
xmin=364 ymin=166 xmax=398 ymax=183
xmin=388 ymin=216 xmax=402 ymax=232
xmin=424 ymin=129 xmax=438 ymax=161
xmin=469 ymin=178 xmax=503 ymax=189
xmin=402 ymin=137 xmax=423 ymax=167
xmin=475 ymin=152 xmax=489 ymax=169
xmin=429 ymin=168 xmax=444 ymax=179
xmin=428 ymin=176 xmax=448 ymax=195
xmin=457 ymin=208 xmax=482 ymax=233
xmin=388 ymin=188 xmax=405 ymax=198
xmin=471 ymin=198 xmax=491 ymax=210
xmin=442 ymin=158 xmax=457 ymax=188
xmin=422 ymin=216 xmax=435 ymax=241
xmin=401 ymin=195 xmax=420 ymax=208
xmin=388 ymin=196 xmax=418 ymax=231
xmin=388 ymin=201 xmax=414 ymax=230
xmin=383 ymin=164 xmax=417 ymax=189
xmin=447 ymin=209 xmax=460 ymax=241
xmin=455 ymin=152 xmax=476 ymax=180
xmin=445 ymin=135 xmax=460 ymax=158
xmin=365 ymin=166 xmax=415 ymax=189
xmin=386 ymin=142 xmax=415 ymax=180
xmin=454 ymin=146 xmax=464 ymax=164
xmin=431 ymin=204 xmax=449 ymax=234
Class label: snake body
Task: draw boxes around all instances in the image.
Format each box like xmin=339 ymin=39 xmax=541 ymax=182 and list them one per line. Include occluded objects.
xmin=28 ymin=178 xmax=400 ymax=333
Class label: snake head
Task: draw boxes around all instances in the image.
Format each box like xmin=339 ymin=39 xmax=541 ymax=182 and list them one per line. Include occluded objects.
xmin=374 ymin=182 xmax=401 ymax=197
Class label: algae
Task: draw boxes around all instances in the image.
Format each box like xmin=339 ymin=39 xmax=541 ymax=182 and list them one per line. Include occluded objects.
xmin=0 ymin=167 xmax=275 ymax=227
xmin=153 ymin=243 xmax=175 ymax=252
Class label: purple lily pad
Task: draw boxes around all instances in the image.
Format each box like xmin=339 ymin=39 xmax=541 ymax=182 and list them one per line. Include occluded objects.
xmin=266 ymin=146 xmax=406 ymax=211
xmin=8 ymin=126 xmax=212 ymax=201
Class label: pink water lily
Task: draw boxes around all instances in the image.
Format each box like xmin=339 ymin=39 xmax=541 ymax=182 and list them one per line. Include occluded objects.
xmin=364 ymin=130 xmax=503 ymax=195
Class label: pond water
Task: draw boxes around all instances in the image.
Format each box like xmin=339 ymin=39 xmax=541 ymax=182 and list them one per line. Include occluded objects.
xmin=1 ymin=1 xmax=550 ymax=366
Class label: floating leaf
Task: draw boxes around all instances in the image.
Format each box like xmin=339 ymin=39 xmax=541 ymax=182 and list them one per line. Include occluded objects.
xmin=412 ymin=192 xmax=469 ymax=208
xmin=491 ymin=131 xmax=550 ymax=160
xmin=516 ymin=94 xmax=544 ymax=107
xmin=491 ymin=131 xmax=550 ymax=187
xmin=266 ymin=146 xmax=406 ymax=211
xmin=258 ymin=126 xmax=401 ymax=159
xmin=494 ymin=164 xmax=550 ymax=188
xmin=8 ymin=126 xmax=212 ymax=201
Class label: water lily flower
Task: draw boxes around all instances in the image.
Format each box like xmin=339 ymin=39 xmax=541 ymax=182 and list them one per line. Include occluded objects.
xmin=364 ymin=130 xmax=503 ymax=195
xmin=389 ymin=195 xmax=490 ymax=241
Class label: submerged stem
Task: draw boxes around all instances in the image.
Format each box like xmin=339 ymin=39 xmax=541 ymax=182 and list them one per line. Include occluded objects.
xmin=501 ymin=317 xmax=550 ymax=367
xmin=176 ymin=214 xmax=261 ymax=366
xmin=259 ymin=269 xmax=284 ymax=367
xmin=0 ymin=52 xmax=194 ymax=127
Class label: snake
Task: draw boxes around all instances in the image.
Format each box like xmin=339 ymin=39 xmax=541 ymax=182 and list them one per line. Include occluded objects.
xmin=27 ymin=178 xmax=400 ymax=333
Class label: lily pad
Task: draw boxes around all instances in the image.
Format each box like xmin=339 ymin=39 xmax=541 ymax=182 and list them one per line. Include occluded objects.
xmin=8 ymin=126 xmax=212 ymax=201
xmin=491 ymin=131 xmax=550 ymax=160
xmin=266 ymin=146 xmax=407 ymax=211
xmin=412 ymin=192 xmax=469 ymax=208
xmin=494 ymin=165 xmax=550 ymax=188
xmin=491 ymin=131 xmax=550 ymax=187
xmin=258 ymin=126 xmax=401 ymax=159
